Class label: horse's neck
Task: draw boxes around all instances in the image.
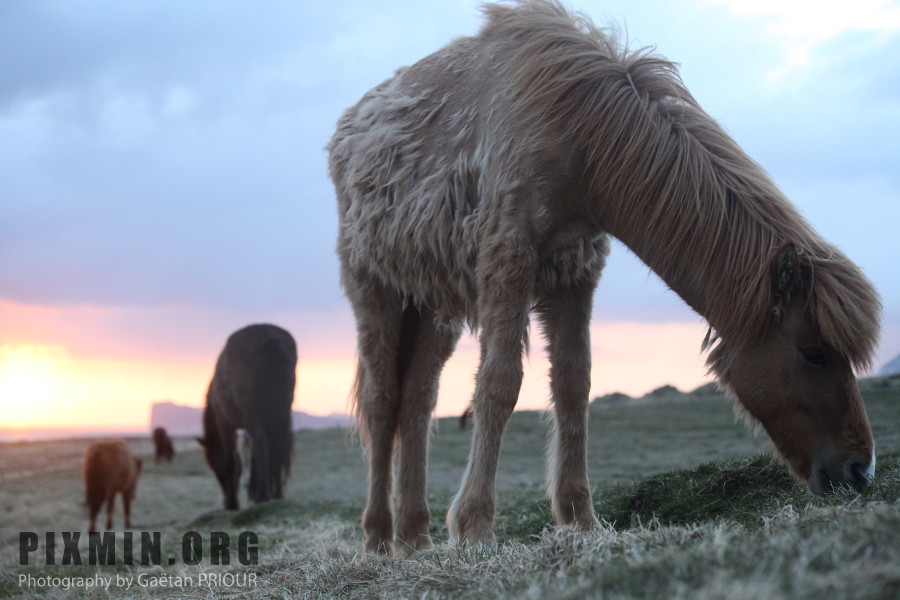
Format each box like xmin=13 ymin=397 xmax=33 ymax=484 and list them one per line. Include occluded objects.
xmin=608 ymin=222 xmax=710 ymax=319
xmin=592 ymin=169 xmax=786 ymax=330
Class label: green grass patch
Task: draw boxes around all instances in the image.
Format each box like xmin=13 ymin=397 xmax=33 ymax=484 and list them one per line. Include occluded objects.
xmin=489 ymin=453 xmax=900 ymax=543
xmin=597 ymin=454 xmax=798 ymax=529
xmin=595 ymin=453 xmax=900 ymax=531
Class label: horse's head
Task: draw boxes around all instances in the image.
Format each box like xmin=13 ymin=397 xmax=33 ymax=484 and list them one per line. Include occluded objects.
xmin=197 ymin=434 xmax=241 ymax=509
xmin=709 ymin=244 xmax=875 ymax=495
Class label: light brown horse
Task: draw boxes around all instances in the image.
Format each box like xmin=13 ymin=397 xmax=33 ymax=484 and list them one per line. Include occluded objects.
xmin=328 ymin=0 xmax=881 ymax=554
xmin=83 ymin=439 xmax=143 ymax=532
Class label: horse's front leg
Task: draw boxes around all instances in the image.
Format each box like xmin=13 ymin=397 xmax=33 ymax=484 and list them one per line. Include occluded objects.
xmin=222 ymin=426 xmax=241 ymax=510
xmin=536 ymin=281 xmax=599 ymax=529
xmin=447 ymin=255 xmax=531 ymax=546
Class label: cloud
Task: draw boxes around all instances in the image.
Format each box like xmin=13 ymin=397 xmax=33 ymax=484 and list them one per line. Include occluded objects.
xmin=703 ymin=0 xmax=900 ymax=78
xmin=0 ymin=1 xmax=896 ymax=377
xmin=0 ymin=2 xmax=486 ymax=312
xmin=726 ymin=30 xmax=900 ymax=180
xmin=0 ymin=1 xmax=326 ymax=107
xmin=0 ymin=2 xmax=347 ymax=310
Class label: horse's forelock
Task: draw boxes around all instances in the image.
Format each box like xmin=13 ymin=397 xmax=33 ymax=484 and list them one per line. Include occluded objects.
xmin=805 ymin=251 xmax=882 ymax=372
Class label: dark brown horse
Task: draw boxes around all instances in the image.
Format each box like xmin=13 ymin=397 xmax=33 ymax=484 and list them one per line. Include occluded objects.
xmin=83 ymin=439 xmax=143 ymax=532
xmin=198 ymin=324 xmax=297 ymax=510
xmin=329 ymin=0 xmax=881 ymax=554
xmin=152 ymin=427 xmax=175 ymax=463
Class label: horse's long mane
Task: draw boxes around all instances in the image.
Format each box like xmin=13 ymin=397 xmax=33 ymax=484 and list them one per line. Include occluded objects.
xmin=485 ymin=0 xmax=881 ymax=370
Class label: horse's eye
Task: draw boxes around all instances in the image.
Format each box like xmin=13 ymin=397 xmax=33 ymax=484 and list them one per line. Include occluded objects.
xmin=799 ymin=346 xmax=827 ymax=368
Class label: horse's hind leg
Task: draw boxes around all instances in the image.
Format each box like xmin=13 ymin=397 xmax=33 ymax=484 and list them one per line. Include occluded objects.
xmin=535 ymin=281 xmax=599 ymax=530
xmin=88 ymin=503 xmax=99 ymax=533
xmin=394 ymin=306 xmax=460 ymax=556
xmin=248 ymin=430 xmax=270 ymax=502
xmin=105 ymin=494 xmax=115 ymax=530
xmin=269 ymin=415 xmax=293 ymax=500
xmin=250 ymin=427 xmax=287 ymax=501
xmin=122 ymin=491 xmax=133 ymax=528
xmin=346 ymin=271 xmax=405 ymax=553
xmin=268 ymin=440 xmax=286 ymax=500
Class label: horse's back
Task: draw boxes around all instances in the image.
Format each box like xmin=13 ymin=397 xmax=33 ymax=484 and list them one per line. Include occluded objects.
xmin=84 ymin=440 xmax=140 ymax=500
xmin=208 ymin=324 xmax=296 ymax=430
xmin=219 ymin=324 xmax=295 ymax=372
xmin=329 ymin=8 xmax=607 ymax=320
xmin=330 ymin=45 xmax=489 ymax=317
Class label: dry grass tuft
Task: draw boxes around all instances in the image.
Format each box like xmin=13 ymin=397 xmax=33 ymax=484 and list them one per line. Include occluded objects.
xmin=251 ymin=498 xmax=899 ymax=600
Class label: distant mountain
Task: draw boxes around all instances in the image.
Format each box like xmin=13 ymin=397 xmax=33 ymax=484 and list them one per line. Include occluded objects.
xmin=876 ymin=353 xmax=900 ymax=377
xmin=590 ymin=392 xmax=632 ymax=407
xmin=149 ymin=401 xmax=351 ymax=436
xmin=149 ymin=402 xmax=201 ymax=436
xmin=645 ymin=384 xmax=683 ymax=399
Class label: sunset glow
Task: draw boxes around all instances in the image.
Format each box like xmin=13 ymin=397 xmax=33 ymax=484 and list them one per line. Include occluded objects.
xmin=0 ymin=345 xmax=73 ymax=428
xmin=0 ymin=299 xmax=714 ymax=437
xmin=0 ymin=341 xmax=212 ymax=433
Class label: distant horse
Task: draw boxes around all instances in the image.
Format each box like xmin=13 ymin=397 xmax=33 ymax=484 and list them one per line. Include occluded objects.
xmin=152 ymin=427 xmax=175 ymax=463
xmin=83 ymin=439 xmax=143 ymax=532
xmin=328 ymin=0 xmax=881 ymax=554
xmin=198 ymin=324 xmax=297 ymax=510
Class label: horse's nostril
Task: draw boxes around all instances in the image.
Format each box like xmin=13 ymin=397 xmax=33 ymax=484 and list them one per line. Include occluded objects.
xmin=813 ymin=453 xmax=875 ymax=495
xmin=846 ymin=460 xmax=873 ymax=492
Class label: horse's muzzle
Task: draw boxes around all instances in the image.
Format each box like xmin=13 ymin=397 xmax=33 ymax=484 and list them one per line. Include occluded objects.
xmin=809 ymin=449 xmax=876 ymax=495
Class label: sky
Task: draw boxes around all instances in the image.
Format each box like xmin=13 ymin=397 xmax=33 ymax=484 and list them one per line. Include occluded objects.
xmin=0 ymin=0 xmax=898 ymax=435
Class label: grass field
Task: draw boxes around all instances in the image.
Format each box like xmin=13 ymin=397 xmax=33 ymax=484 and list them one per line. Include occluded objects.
xmin=1 ymin=383 xmax=898 ymax=599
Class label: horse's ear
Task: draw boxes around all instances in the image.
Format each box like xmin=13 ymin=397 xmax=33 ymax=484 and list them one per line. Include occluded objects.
xmin=771 ymin=242 xmax=799 ymax=320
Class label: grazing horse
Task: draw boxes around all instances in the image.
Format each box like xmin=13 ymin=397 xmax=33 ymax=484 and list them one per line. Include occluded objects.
xmin=152 ymin=427 xmax=175 ymax=463
xmin=199 ymin=324 xmax=297 ymax=510
xmin=83 ymin=439 xmax=143 ymax=532
xmin=328 ymin=0 xmax=881 ymax=554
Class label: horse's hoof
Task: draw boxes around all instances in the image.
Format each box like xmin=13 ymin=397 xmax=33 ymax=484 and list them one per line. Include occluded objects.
xmin=363 ymin=536 xmax=394 ymax=555
xmin=394 ymin=535 xmax=433 ymax=558
xmin=405 ymin=547 xmax=437 ymax=561
xmin=448 ymin=522 xmax=497 ymax=548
